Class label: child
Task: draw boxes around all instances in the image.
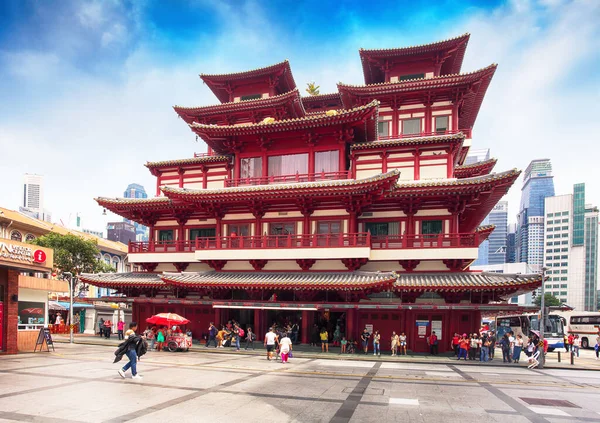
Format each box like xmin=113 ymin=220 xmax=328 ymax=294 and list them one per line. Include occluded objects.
xmin=340 ymin=337 xmax=347 ymax=354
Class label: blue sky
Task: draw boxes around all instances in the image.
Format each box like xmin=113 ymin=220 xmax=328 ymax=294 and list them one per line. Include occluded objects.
xmin=0 ymin=0 xmax=598 ymax=231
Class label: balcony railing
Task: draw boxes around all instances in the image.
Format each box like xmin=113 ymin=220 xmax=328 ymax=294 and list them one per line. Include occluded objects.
xmin=371 ymin=233 xmax=480 ymax=249
xmin=225 ymin=170 xmax=352 ymax=187
xmin=377 ymin=129 xmax=464 ymax=141
xmin=129 ymin=232 xmax=482 ymax=253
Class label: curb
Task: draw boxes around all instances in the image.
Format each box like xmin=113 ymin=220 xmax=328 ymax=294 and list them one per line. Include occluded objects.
xmin=51 ymin=339 xmax=598 ymax=371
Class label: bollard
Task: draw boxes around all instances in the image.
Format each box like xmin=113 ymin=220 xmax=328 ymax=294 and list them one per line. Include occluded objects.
xmin=557 ymin=351 xmax=561 ymax=362
xmin=570 ymin=351 xmax=574 ymax=365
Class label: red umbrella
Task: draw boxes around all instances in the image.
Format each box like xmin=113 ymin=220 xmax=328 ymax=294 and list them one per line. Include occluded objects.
xmin=146 ymin=313 xmax=189 ymax=326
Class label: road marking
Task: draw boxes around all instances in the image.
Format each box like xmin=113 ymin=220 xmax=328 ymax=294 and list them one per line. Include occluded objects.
xmin=425 ymin=371 xmax=461 ymax=377
xmin=389 ymin=398 xmax=419 ymax=406
xmin=527 ymin=407 xmax=569 ymax=416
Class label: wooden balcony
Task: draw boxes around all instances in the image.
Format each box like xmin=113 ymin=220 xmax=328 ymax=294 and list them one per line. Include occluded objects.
xmin=377 ymin=129 xmax=465 ymax=140
xmin=224 ymin=171 xmax=352 ymax=187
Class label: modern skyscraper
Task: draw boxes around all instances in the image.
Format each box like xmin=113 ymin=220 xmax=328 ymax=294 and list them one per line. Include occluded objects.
xmin=464 ymin=148 xmax=490 ymax=165
xmin=506 ymin=223 xmax=517 ymax=263
xmin=543 ymin=184 xmax=598 ymax=311
xmin=473 ymin=215 xmax=489 ymax=265
xmin=488 ymin=201 xmax=508 ymax=265
xmin=107 ymin=221 xmax=136 ymax=245
xmin=123 ymin=183 xmax=148 ymax=241
xmin=19 ymin=174 xmax=51 ymax=222
xmin=517 ymin=159 xmax=555 ymax=271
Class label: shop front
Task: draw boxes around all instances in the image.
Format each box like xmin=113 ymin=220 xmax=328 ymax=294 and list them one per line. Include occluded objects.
xmin=0 ymin=239 xmax=59 ymax=354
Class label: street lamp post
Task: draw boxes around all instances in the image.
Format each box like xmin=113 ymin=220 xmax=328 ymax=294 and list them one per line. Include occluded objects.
xmin=63 ymin=272 xmax=74 ymax=344
xmin=538 ymin=266 xmax=547 ymax=369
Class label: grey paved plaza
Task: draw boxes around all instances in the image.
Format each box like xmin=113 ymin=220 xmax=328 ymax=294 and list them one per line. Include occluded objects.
xmin=1 ymin=344 xmax=600 ymax=423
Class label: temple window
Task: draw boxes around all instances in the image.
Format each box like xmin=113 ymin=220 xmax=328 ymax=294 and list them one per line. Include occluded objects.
xmin=240 ymin=157 xmax=263 ymax=180
xmin=10 ymin=230 xmax=22 ymax=242
xmin=399 ymin=73 xmax=425 ymax=81
xmin=435 ymin=116 xmax=449 ymax=134
xmin=402 ymin=118 xmax=421 ymax=135
xmin=421 ymin=220 xmax=443 ymax=237
xmin=316 ymin=221 xmax=342 ymax=234
xmin=268 ymin=153 xmax=308 ymax=177
xmin=190 ymin=228 xmax=216 ymax=239
xmin=365 ymin=222 xmax=399 ymax=236
xmin=315 ymin=150 xmax=339 ymax=173
xmin=269 ymin=223 xmax=296 ymax=235
xmin=241 ymin=94 xmax=262 ymax=101
xmin=25 ymin=234 xmax=36 ymax=242
xmin=228 ymin=224 xmax=250 ymax=236
xmin=377 ymin=121 xmax=390 ymax=138
xmin=158 ymin=230 xmax=174 ymax=241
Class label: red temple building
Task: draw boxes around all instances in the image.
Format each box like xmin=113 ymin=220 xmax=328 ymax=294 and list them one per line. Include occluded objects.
xmin=82 ymin=34 xmax=542 ymax=353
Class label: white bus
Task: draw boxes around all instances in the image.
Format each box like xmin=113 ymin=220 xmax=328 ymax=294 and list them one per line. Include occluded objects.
xmin=555 ymin=311 xmax=600 ymax=349
xmin=496 ymin=313 xmax=565 ymax=351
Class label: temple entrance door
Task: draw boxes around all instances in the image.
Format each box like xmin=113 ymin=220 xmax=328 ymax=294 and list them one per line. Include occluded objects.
xmin=414 ymin=314 xmax=444 ymax=353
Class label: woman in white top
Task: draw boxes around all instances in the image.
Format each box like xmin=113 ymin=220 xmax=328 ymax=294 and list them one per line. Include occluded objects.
xmin=399 ymin=333 xmax=407 ymax=356
xmin=573 ymin=335 xmax=581 ymax=357
xmin=279 ymin=334 xmax=293 ymax=364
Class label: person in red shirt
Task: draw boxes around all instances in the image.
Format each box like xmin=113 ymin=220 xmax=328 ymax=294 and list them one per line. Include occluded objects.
xmin=567 ymin=334 xmax=574 ymax=353
xmin=458 ymin=334 xmax=469 ymax=360
xmin=428 ymin=331 xmax=439 ymax=355
xmin=451 ymin=333 xmax=460 ymax=356
xmin=117 ymin=320 xmax=125 ymax=340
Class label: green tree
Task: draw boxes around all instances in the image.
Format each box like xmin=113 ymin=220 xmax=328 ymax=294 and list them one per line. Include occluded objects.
xmin=306 ymin=81 xmax=320 ymax=96
xmin=30 ymin=233 xmax=115 ymax=281
xmin=534 ymin=292 xmax=562 ymax=307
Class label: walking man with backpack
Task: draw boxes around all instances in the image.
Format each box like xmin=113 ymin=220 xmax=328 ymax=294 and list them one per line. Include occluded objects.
xmin=115 ymin=322 xmax=147 ymax=381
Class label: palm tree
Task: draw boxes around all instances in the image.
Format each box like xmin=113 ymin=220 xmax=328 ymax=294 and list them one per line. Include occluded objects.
xmin=306 ymin=82 xmax=320 ymax=96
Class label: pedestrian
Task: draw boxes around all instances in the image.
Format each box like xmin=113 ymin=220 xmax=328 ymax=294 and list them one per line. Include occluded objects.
xmin=320 ymin=328 xmax=329 ymax=353
xmin=341 ymin=336 xmax=347 ymax=354
xmin=469 ymin=334 xmax=479 ymax=360
xmin=390 ymin=331 xmax=398 ymax=356
xmin=488 ymin=331 xmax=496 ymax=360
xmin=279 ymin=333 xmax=293 ymax=364
xmin=373 ymin=330 xmax=381 ymax=356
xmin=500 ymin=333 xmax=511 ymax=363
xmin=508 ymin=331 xmax=515 ymax=358
xmin=451 ymin=333 xmax=460 ymax=356
xmin=216 ymin=326 xmax=226 ymax=348
xmin=245 ymin=327 xmax=255 ymax=350
xmin=567 ymin=333 xmax=574 ymax=353
xmin=564 ymin=334 xmax=570 ymax=353
xmin=291 ymin=322 xmax=299 ymax=344
xmin=399 ymin=332 xmax=407 ymax=355
xmin=264 ymin=327 xmax=277 ymax=360
xmin=428 ymin=331 xmax=438 ymax=355
xmin=458 ymin=334 xmax=468 ymax=360
xmin=115 ymin=322 xmax=147 ymax=380
xmin=480 ymin=333 xmax=490 ymax=362
xmin=233 ymin=324 xmax=242 ymax=351
xmin=361 ymin=328 xmax=370 ymax=354
xmin=117 ymin=319 xmax=125 ymax=340
xmin=513 ymin=334 xmax=523 ymax=363
xmin=595 ymin=333 xmax=599 ymax=360
xmin=573 ymin=335 xmax=581 ymax=357
xmin=98 ymin=317 xmax=104 ymax=337
xmin=156 ymin=326 xmax=166 ymax=352
xmin=311 ymin=324 xmax=320 ymax=347
xmin=205 ymin=322 xmax=217 ymax=348
xmin=104 ymin=320 xmax=112 ymax=339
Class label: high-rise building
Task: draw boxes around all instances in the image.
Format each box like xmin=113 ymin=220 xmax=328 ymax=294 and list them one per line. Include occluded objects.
xmin=465 ymin=148 xmax=490 ymax=165
xmin=488 ymin=201 xmax=508 ymax=265
xmin=506 ymin=223 xmax=517 ymax=263
xmin=543 ymin=184 xmax=598 ymax=311
xmin=517 ymin=159 xmax=555 ymax=271
xmin=473 ymin=215 xmax=489 ymax=265
xmin=107 ymin=221 xmax=136 ymax=245
xmin=123 ymin=183 xmax=148 ymax=241
xmin=20 ymin=174 xmax=51 ymax=222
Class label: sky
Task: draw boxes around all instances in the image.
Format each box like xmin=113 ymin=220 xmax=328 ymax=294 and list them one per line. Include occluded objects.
xmin=0 ymin=0 xmax=598 ymax=232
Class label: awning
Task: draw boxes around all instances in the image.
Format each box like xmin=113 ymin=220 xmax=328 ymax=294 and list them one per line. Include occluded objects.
xmin=57 ymin=301 xmax=94 ymax=309
xmin=49 ymin=301 xmax=67 ymax=311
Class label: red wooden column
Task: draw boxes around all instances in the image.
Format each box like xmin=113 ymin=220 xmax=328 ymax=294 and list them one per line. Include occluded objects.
xmin=301 ymin=310 xmax=311 ymax=344
xmin=216 ymin=217 xmax=223 ymax=238
xmin=452 ymin=103 xmax=459 ymax=131
xmin=346 ymin=309 xmax=356 ymax=341
xmin=425 ymin=103 xmax=432 ymax=133
xmin=391 ymin=105 xmax=399 ymax=138
xmin=214 ymin=308 xmax=221 ymax=327
xmin=5 ymin=270 xmax=19 ymax=354
xmin=253 ymin=309 xmax=261 ymax=338
xmin=414 ymin=149 xmax=421 ymax=180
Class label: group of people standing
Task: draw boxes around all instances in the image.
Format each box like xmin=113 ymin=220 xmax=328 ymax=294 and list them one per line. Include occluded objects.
xmin=359 ymin=328 xmax=408 ymax=356
xmin=204 ymin=321 xmax=256 ymax=351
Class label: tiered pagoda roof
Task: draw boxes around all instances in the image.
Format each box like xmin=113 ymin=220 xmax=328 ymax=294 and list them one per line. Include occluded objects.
xmin=200 ymin=60 xmax=296 ymax=103
xmin=301 ymin=92 xmax=343 ymax=113
xmin=80 ymin=270 xmax=541 ymax=298
xmin=173 ymin=89 xmax=306 ymax=125
xmin=145 ymin=155 xmax=231 ymax=173
xmin=360 ymin=33 xmax=470 ymax=84
xmin=338 ymin=64 xmax=497 ymax=131
xmin=189 ymin=100 xmax=380 ymax=155
xmin=454 ymin=158 xmax=497 ymax=179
